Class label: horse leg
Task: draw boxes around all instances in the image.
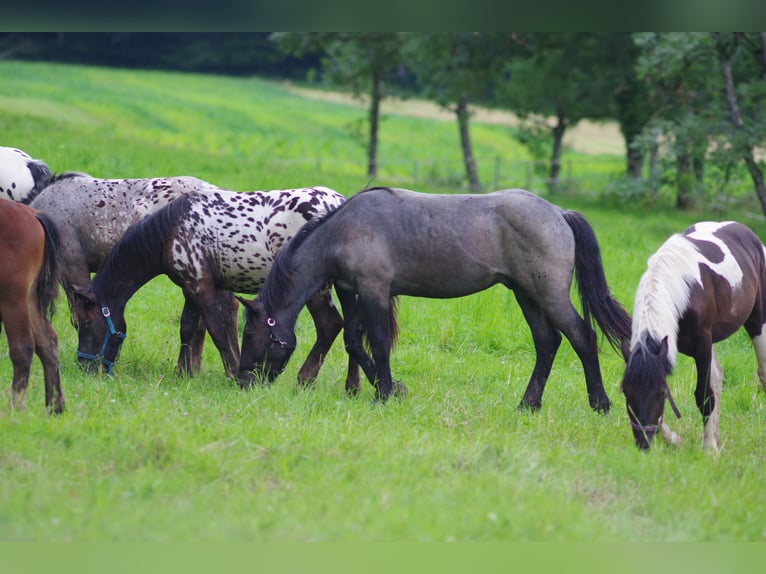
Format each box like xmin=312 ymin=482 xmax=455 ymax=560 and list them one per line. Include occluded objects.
xmin=30 ymin=307 xmax=64 ymax=414
xmin=549 ymin=302 xmax=610 ymax=413
xmin=749 ymin=328 xmax=766 ymax=394
xmin=342 ymin=301 xmax=379 ymax=391
xmin=357 ymin=294 xmax=400 ymax=402
xmin=297 ymin=288 xmax=343 ymax=386
xmin=513 ymin=291 xmax=562 ymax=411
xmin=177 ymin=296 xmax=206 ymax=377
xmin=189 ymin=289 xmax=240 ymax=378
xmin=3 ymin=306 xmax=34 ymax=412
xmin=334 ymin=287 xmax=362 ymax=395
xmin=694 ymin=344 xmax=721 ymax=453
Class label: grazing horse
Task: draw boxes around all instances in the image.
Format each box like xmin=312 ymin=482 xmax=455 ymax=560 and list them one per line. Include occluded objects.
xmin=72 ymin=188 xmax=359 ymax=390
xmin=0 ymin=146 xmax=53 ymax=203
xmin=238 ymin=186 xmax=631 ymax=411
xmin=0 ymin=201 xmax=64 ymax=413
xmin=622 ymin=221 xmax=766 ymax=452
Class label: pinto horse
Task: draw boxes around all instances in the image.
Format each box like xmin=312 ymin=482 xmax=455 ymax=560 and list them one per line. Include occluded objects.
xmin=238 ymin=186 xmax=631 ymax=411
xmin=622 ymin=221 xmax=766 ymax=452
xmin=0 ymin=201 xmax=64 ymax=413
xmin=73 ymin=187 xmax=359 ymax=390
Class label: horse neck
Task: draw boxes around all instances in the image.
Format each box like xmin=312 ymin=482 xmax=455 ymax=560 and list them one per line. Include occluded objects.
xmin=264 ymin=235 xmax=333 ymax=330
xmin=92 ymin=254 xmax=164 ymax=316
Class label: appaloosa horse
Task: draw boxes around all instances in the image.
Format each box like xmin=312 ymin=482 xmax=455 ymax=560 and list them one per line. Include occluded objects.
xmin=0 ymin=148 xmax=347 ymax=379
xmin=622 ymin=221 xmax=766 ymax=452
xmin=73 ymin=188 xmax=359 ymax=390
xmin=0 ymin=146 xmax=53 ymax=203
xmin=0 ymin=200 xmax=64 ymax=413
xmin=238 ymin=186 xmax=632 ymax=412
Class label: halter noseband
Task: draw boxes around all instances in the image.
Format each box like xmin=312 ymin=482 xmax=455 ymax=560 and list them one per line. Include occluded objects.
xmin=76 ymin=305 xmax=127 ymax=375
xmin=630 ymin=383 xmax=682 ymax=436
xmin=266 ymin=317 xmax=295 ymax=351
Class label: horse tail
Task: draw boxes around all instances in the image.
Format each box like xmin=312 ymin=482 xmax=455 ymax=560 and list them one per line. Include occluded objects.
xmin=562 ymin=210 xmax=632 ymax=353
xmin=362 ymin=296 xmax=400 ymax=352
xmin=34 ymin=212 xmax=61 ymax=319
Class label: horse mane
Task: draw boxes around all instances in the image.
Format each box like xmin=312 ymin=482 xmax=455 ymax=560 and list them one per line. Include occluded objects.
xmin=259 ymin=196 xmax=356 ymax=311
xmin=622 ymin=336 xmax=673 ymax=393
xmin=48 ymin=171 xmax=90 ymax=185
xmin=631 ymin=234 xmax=697 ymax=367
xmin=93 ymin=193 xmax=193 ymax=301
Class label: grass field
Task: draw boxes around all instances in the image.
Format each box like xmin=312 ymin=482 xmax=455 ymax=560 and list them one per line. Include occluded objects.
xmin=1 ymin=60 xmax=766 ymax=543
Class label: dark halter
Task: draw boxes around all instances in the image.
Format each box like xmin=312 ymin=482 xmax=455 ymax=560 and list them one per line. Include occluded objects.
xmin=266 ymin=317 xmax=296 ymax=351
xmin=76 ymin=305 xmax=127 ymax=376
xmin=630 ymin=382 xmax=682 ymax=436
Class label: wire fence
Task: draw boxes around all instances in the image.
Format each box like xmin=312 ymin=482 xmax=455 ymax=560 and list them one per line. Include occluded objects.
xmin=267 ymin=155 xmax=625 ymax=196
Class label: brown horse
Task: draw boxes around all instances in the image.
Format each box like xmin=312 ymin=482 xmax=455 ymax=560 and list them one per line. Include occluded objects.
xmin=0 ymin=201 xmax=64 ymax=413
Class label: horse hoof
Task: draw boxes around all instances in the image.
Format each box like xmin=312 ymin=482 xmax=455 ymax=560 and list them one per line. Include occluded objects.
xmin=517 ymin=399 xmax=541 ymax=412
xmin=345 ymin=384 xmax=361 ymax=397
xmin=591 ymin=400 xmax=611 ymax=415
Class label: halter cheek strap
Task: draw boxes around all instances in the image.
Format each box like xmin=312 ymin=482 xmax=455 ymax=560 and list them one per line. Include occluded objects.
xmin=630 ymin=383 xmax=682 ymax=435
xmin=76 ymin=305 xmax=127 ymax=376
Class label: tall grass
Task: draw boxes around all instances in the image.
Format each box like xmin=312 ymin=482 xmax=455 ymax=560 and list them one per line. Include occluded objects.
xmin=1 ymin=61 xmax=766 ymax=542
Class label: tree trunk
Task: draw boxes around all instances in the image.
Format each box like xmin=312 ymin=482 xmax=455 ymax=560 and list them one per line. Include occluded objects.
xmin=675 ymin=149 xmax=694 ymax=209
xmin=367 ymin=70 xmax=382 ymax=178
xmin=715 ymin=34 xmax=766 ymax=216
xmin=649 ymin=141 xmax=660 ymax=198
xmin=626 ymin=140 xmax=644 ymax=179
xmin=549 ymin=107 xmax=567 ymax=194
xmin=456 ymin=96 xmax=481 ymax=193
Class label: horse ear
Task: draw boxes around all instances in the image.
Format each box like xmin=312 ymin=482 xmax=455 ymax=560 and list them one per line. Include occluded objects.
xmin=71 ymin=285 xmax=96 ymax=304
xmin=236 ymin=295 xmax=262 ymax=315
xmin=658 ymin=336 xmax=669 ymax=358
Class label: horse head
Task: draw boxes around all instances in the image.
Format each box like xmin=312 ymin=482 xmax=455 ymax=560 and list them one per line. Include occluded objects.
xmin=236 ymin=296 xmax=297 ymax=387
xmin=71 ymin=286 xmax=127 ymax=375
xmin=621 ymin=335 xmax=675 ymax=450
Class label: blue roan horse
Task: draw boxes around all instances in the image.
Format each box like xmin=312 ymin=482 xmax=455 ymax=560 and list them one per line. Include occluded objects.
xmin=72 ymin=187 xmax=359 ymax=391
xmin=238 ymin=186 xmax=632 ymax=411
xmin=622 ymin=221 xmax=766 ymax=452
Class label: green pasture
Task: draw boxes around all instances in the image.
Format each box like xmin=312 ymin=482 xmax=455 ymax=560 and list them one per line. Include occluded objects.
xmin=1 ymin=61 xmax=765 ymax=542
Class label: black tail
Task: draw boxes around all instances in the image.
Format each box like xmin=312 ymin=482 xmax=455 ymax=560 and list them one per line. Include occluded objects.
xmin=362 ymin=296 xmax=400 ymax=352
xmin=562 ymin=210 xmax=632 ymax=352
xmin=34 ymin=212 xmax=61 ymax=319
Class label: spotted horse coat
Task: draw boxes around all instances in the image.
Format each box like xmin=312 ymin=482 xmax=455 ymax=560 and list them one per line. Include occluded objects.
xmin=74 ymin=187 xmax=360 ymax=390
xmin=0 ymin=146 xmax=53 ymax=203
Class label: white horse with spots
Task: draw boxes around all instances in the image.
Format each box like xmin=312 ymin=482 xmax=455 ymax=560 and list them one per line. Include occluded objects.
xmin=621 ymin=221 xmax=766 ymax=452
xmin=0 ymin=146 xmax=53 ymax=203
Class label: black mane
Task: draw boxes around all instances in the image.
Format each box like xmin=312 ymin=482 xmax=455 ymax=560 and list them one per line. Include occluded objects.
xmin=93 ymin=194 xmax=193 ymax=301
xmin=258 ymin=193 xmax=361 ymax=311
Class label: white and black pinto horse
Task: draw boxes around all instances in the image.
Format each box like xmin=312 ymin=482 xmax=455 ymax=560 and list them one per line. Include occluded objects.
xmin=72 ymin=188 xmax=359 ymax=390
xmin=622 ymin=221 xmax=766 ymax=452
xmin=0 ymin=146 xmax=53 ymax=203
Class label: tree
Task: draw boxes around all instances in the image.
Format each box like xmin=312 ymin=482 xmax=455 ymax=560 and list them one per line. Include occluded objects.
xmin=272 ymin=32 xmax=405 ymax=179
xmin=404 ymin=33 xmax=516 ymax=193
xmin=498 ymin=33 xmax=616 ymax=193
xmin=634 ymin=33 xmax=723 ymax=209
xmin=712 ymin=32 xmax=766 ymax=215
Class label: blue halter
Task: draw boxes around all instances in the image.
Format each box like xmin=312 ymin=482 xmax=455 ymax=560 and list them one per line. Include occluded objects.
xmin=76 ymin=305 xmax=127 ymax=375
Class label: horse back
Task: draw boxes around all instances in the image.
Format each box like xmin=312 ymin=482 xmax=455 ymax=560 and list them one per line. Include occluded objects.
xmin=324 ymin=187 xmax=575 ymax=297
